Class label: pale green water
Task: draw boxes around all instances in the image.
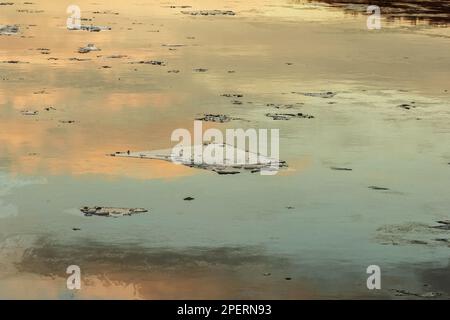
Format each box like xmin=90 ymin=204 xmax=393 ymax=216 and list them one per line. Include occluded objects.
xmin=0 ymin=0 xmax=449 ymax=299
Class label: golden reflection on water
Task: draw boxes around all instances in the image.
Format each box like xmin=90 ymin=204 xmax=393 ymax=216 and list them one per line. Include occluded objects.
xmin=1 ymin=0 xmax=447 ymax=181
xmin=1 ymin=0 xmax=450 ymax=300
